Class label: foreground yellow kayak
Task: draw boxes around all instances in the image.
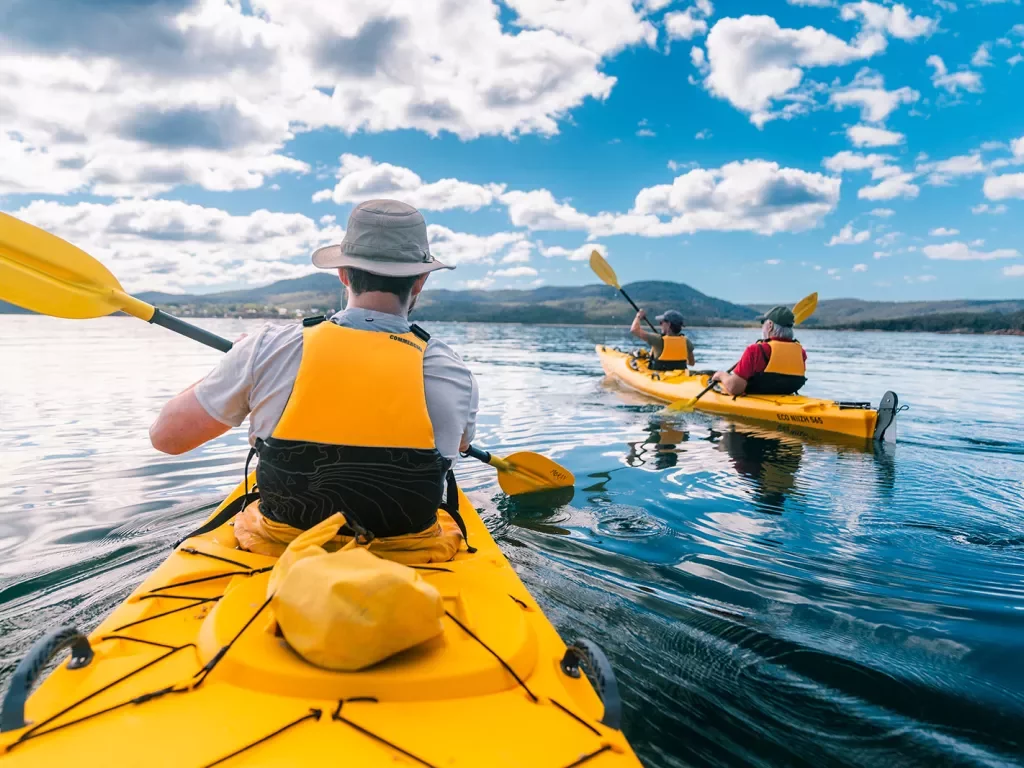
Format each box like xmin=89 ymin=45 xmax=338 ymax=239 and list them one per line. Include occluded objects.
xmin=0 ymin=480 xmax=640 ymax=767
xmin=597 ymin=345 xmax=898 ymax=443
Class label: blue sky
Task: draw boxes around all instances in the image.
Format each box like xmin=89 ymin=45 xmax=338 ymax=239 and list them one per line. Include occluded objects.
xmin=1 ymin=0 xmax=1023 ymax=303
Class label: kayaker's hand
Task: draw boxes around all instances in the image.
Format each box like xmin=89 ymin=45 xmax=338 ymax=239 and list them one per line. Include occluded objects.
xmin=712 ymin=371 xmax=724 ymax=382
xmin=636 ymin=309 xmax=647 ymax=321
xmin=234 ymin=333 xmax=248 ymax=343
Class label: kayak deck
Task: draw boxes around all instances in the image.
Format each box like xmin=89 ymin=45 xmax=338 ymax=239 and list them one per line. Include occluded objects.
xmin=597 ymin=345 xmax=882 ymax=441
xmin=0 ymin=480 xmax=639 ymax=767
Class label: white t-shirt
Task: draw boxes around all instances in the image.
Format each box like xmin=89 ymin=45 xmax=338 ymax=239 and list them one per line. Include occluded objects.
xmin=194 ymin=309 xmax=478 ymax=460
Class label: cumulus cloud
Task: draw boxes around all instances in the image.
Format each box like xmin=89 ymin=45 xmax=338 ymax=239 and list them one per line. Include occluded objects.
xmin=972 ymin=203 xmax=1008 ymax=214
xmin=839 ymin=2 xmax=938 ymax=43
xmin=313 ymin=154 xmax=505 ymax=210
xmin=1004 ymin=265 xmax=1024 ymax=277
xmin=541 ymin=243 xmax=606 ymax=261
xmin=983 ymin=173 xmax=1024 ymax=200
xmin=9 ymin=198 xmax=344 ymax=292
xmin=697 ymin=15 xmax=882 ymax=128
xmin=490 ymin=265 xmax=539 ymax=278
xmin=823 ymin=151 xmax=895 ymax=175
xmin=853 ymin=263 xmax=868 ymax=272
xmin=870 ymin=207 xmax=895 ymax=217
xmin=0 ymin=0 xmax=653 ymax=196
xmin=916 ymin=153 xmax=987 ymax=185
xmin=827 ymin=223 xmax=872 ymax=245
xmin=929 ymin=227 xmax=960 ymax=236
xmin=927 ymin=55 xmax=983 ymax=94
xmin=972 ymin=43 xmax=993 ymax=67
xmin=829 ymin=68 xmax=919 ymax=123
xmin=923 ymin=241 xmax=1020 ymax=261
xmin=426 ymin=226 xmax=527 ymax=266
xmin=847 ymin=124 xmax=905 ymax=147
xmin=858 ymin=173 xmax=920 ymax=200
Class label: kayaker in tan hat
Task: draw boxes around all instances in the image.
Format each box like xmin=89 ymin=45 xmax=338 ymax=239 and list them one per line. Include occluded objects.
xmin=149 ymin=199 xmax=479 ymax=560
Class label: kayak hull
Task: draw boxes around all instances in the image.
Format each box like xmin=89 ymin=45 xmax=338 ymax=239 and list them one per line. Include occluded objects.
xmin=597 ymin=345 xmax=881 ymax=441
xmin=0 ymin=480 xmax=640 ymax=767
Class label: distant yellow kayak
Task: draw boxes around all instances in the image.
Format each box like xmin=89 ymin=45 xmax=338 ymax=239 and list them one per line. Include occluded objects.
xmin=0 ymin=481 xmax=641 ymax=767
xmin=597 ymin=345 xmax=899 ymax=443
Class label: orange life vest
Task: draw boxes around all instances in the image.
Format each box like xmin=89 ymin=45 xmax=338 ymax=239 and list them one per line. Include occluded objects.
xmin=650 ymin=334 xmax=689 ymax=371
xmin=747 ymin=340 xmax=807 ymax=395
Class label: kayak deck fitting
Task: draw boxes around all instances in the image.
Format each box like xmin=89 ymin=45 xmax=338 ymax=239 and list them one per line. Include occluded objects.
xmin=597 ymin=345 xmax=898 ymax=443
xmin=0 ymin=480 xmax=641 ymax=767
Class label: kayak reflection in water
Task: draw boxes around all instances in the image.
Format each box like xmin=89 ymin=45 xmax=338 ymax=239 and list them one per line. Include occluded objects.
xmin=713 ymin=425 xmax=803 ymax=514
xmin=626 ymin=418 xmax=689 ymax=470
xmin=712 ymin=305 xmax=808 ymax=396
xmin=148 ymin=199 xmax=480 ymax=561
xmin=630 ymin=308 xmax=695 ymax=371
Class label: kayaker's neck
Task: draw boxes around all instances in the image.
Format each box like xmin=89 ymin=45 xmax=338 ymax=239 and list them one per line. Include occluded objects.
xmin=345 ymin=291 xmax=410 ymax=317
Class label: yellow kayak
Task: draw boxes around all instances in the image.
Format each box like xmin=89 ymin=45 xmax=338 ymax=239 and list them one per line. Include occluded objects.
xmin=0 ymin=480 xmax=641 ymax=767
xmin=597 ymin=345 xmax=898 ymax=443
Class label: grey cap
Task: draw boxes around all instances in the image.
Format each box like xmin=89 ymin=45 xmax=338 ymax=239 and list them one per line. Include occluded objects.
xmin=312 ymin=199 xmax=452 ymax=277
xmin=655 ymin=309 xmax=685 ymax=327
xmin=756 ymin=305 xmax=795 ymax=327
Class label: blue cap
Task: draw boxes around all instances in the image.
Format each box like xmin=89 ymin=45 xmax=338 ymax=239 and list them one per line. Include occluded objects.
xmin=655 ymin=310 xmax=684 ymax=327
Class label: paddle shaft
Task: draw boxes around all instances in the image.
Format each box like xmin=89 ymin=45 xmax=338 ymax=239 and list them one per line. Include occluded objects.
xmin=150 ymin=309 xmax=233 ymax=352
xmin=619 ymin=287 xmax=659 ymax=333
xmin=689 ymin=364 xmax=737 ymax=405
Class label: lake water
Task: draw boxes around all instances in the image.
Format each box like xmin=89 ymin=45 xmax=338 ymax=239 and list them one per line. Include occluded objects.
xmin=1 ymin=316 xmax=1023 ymax=767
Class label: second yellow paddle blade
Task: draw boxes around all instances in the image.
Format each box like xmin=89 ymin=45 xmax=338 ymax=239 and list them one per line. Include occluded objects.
xmin=664 ymin=397 xmax=698 ymax=413
xmin=793 ymin=292 xmax=818 ymax=326
xmin=496 ymin=452 xmax=576 ymax=496
xmin=0 ymin=212 xmax=126 ymax=319
xmin=589 ymin=250 xmax=620 ymax=290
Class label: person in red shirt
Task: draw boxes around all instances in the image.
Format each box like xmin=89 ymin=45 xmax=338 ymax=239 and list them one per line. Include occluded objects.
xmin=712 ymin=306 xmax=807 ymax=396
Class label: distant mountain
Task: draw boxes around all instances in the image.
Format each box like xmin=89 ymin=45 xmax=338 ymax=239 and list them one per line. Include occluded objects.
xmin=750 ymin=298 xmax=1024 ymax=327
xmin=131 ymin=275 xmax=759 ymax=326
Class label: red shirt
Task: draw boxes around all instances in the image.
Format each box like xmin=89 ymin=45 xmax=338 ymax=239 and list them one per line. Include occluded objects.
xmin=734 ymin=340 xmax=807 ymax=381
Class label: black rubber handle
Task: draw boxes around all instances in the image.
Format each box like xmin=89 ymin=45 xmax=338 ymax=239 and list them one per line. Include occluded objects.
xmin=620 ymin=288 xmax=659 ymax=333
xmin=1 ymin=626 xmax=93 ymax=732
xmin=149 ymin=309 xmax=233 ymax=353
xmin=560 ymin=638 xmax=623 ymax=730
xmin=461 ymin=444 xmax=492 ymax=464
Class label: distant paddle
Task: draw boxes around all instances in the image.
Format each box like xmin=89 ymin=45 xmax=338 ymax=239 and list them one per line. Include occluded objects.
xmin=665 ymin=292 xmax=818 ymax=413
xmin=0 ymin=212 xmax=574 ymax=496
xmin=589 ymin=249 xmax=658 ymax=333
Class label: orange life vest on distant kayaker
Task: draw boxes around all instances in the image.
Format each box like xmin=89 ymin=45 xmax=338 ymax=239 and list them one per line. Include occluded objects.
xmin=649 ymin=334 xmax=689 ymax=371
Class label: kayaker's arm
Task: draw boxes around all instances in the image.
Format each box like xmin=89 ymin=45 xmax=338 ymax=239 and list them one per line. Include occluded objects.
xmin=630 ymin=311 xmax=663 ymax=356
xmin=150 ymin=386 xmax=231 ymax=454
xmin=712 ymin=370 xmax=748 ymax=396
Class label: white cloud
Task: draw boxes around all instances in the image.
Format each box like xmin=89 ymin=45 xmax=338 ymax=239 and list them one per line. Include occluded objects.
xmin=765 ymin=259 xmax=782 ymax=264
xmin=1010 ymin=54 xmax=1024 ymax=67
xmin=10 ymin=198 xmax=344 ymax=293
xmin=970 ymin=238 xmax=985 ymax=246
xmin=490 ymin=265 xmax=539 ymax=278
xmin=699 ymin=15 xmax=882 ymax=128
xmin=0 ymin=0 xmax=651 ymax=197
xmin=827 ymin=267 xmax=840 ymax=275
xmin=787 ymin=0 xmax=834 ymax=6
xmin=1012 ymin=137 xmax=1024 ymax=158
xmin=506 ymin=160 xmax=841 ymax=237
xmin=829 ymin=69 xmax=919 ymax=123
xmin=823 ymin=150 xmax=895 ymax=173
xmin=853 ymin=263 xmax=868 ymax=272
xmin=858 ymin=172 xmax=919 ymax=200
xmin=923 ymin=241 xmax=1020 ymax=260
xmin=506 ymin=0 xmax=657 ymax=56
xmin=314 ymin=154 xmax=505 ymax=210
xmin=463 ymin=277 xmax=496 ymax=290
xmin=874 ymin=250 xmax=891 ymax=259
xmin=932 ymin=0 xmax=957 ymax=9
xmin=426 ymin=226 xmax=526 ymax=266
xmin=695 ymin=129 xmax=712 ymax=139
xmin=905 ymin=274 xmax=937 ymax=283
xmin=501 ymin=241 xmax=535 ymax=263
xmin=665 ymin=8 xmax=709 ymax=41
xmin=636 ymin=128 xmax=657 ymax=137
xmin=847 ymin=124 xmax=905 ymax=147
xmin=840 ymin=2 xmax=938 ymax=42
xmin=927 ymin=55 xmax=983 ymax=94
xmin=972 ymin=44 xmax=993 ymax=67
xmin=972 ymin=203 xmax=1008 ymax=214
xmin=541 ymin=242 xmax=605 ymax=261
xmin=1003 ymin=265 xmax=1024 ymax=277
xmin=827 ymin=222 xmax=872 ymax=245
xmin=916 ymin=153 xmax=987 ymax=185
xmin=876 ymin=231 xmax=903 ymax=246
xmin=984 ymin=173 xmax=1024 ymax=200
xmin=870 ymin=207 xmax=895 ymax=217
xmin=929 ymin=227 xmax=960 ymax=236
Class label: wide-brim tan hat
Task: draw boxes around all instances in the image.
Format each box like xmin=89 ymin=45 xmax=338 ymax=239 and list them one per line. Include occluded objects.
xmin=312 ymin=199 xmax=452 ymax=277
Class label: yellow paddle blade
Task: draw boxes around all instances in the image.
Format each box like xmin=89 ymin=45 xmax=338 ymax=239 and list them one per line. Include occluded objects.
xmin=793 ymin=291 xmax=818 ymax=326
xmin=493 ymin=451 xmax=575 ymax=496
xmin=664 ymin=396 xmax=698 ymax=413
xmin=589 ymin=250 xmax=620 ymax=290
xmin=0 ymin=212 xmax=153 ymax=321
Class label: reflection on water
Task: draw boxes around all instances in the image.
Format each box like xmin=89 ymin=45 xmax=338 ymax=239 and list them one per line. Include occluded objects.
xmin=2 ymin=316 xmax=1024 ymax=768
